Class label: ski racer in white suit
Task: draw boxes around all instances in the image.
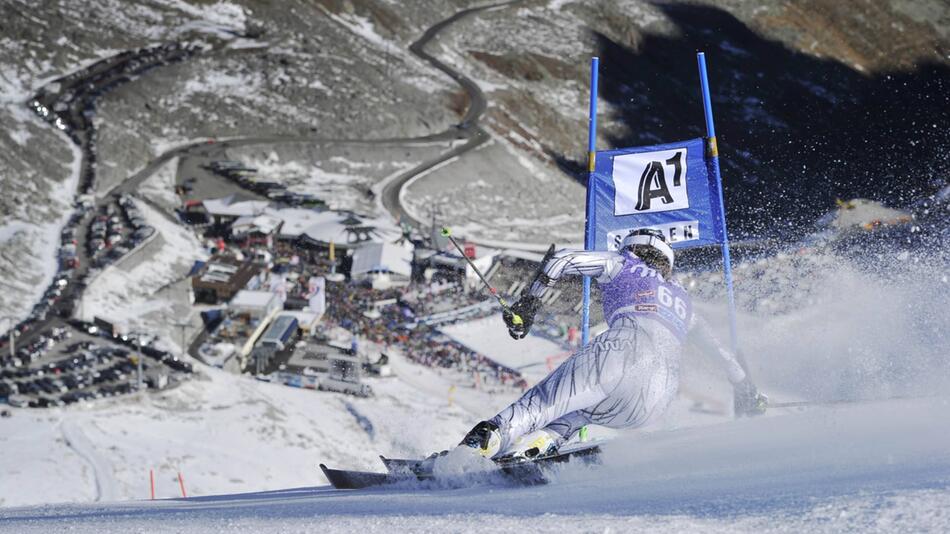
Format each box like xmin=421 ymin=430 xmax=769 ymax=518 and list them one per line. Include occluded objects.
xmin=459 ymin=228 xmax=767 ymax=460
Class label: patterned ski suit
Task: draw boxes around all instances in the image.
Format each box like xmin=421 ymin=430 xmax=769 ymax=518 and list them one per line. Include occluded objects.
xmin=489 ymin=249 xmax=747 ymax=454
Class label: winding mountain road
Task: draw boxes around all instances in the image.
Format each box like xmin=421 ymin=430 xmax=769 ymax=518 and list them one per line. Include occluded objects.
xmin=119 ymin=1 xmax=520 ymax=232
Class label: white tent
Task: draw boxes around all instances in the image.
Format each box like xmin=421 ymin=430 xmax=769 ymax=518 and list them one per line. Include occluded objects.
xmin=302 ymin=214 xmax=400 ymax=248
xmin=202 ymin=194 xmax=270 ymax=219
xmin=230 ymin=290 xmax=281 ymax=317
xmin=232 ymin=214 xmax=283 ymax=236
xmin=267 ymin=208 xmax=400 ymax=247
xmin=268 ymin=208 xmax=331 ymax=239
xmin=350 ymin=241 xmax=413 ymax=280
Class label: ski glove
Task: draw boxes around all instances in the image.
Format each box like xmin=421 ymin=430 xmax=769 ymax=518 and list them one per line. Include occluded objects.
xmin=503 ymin=295 xmax=541 ymax=340
xmin=733 ymin=377 xmax=768 ymax=417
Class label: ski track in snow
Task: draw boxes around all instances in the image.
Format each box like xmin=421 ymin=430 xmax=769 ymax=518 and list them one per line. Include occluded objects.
xmin=60 ymin=420 xmax=118 ymax=503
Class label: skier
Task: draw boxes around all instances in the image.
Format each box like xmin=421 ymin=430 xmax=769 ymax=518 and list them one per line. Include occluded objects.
xmin=457 ymin=228 xmax=768 ymax=460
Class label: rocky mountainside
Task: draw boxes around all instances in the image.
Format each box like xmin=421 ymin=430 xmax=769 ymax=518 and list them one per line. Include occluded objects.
xmin=2 ymin=0 xmax=948 ymax=323
xmin=440 ymin=0 xmax=950 ymax=239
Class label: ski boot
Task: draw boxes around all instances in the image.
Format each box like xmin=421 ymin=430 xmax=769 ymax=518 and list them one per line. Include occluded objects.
xmin=459 ymin=420 xmax=502 ymax=458
xmin=734 ymin=378 xmax=768 ymax=417
xmin=498 ymin=428 xmax=558 ymax=462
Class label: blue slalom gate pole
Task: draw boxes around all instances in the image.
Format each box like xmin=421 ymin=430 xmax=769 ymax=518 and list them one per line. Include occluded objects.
xmin=696 ymin=52 xmax=741 ymax=357
xmin=581 ymin=57 xmax=599 ymax=346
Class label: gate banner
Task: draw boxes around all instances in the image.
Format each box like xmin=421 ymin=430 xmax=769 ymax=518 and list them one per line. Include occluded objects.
xmin=588 ymin=138 xmax=725 ymax=250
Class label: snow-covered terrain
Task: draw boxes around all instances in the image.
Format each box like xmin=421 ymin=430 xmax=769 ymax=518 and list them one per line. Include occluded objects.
xmin=2 ymin=236 xmax=946 ymax=522
xmin=137 ymin=157 xmax=181 ymax=214
xmin=2 ymin=181 xmax=947 ymax=523
xmin=0 ymin=357 xmax=471 ymax=509
xmin=1 ymin=1 xmax=948 ymax=531
xmin=1 ymin=396 xmax=948 ymax=533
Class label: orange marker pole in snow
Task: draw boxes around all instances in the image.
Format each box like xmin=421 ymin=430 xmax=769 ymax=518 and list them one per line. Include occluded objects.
xmin=178 ymin=472 xmax=187 ymax=498
xmin=149 ymin=469 xmax=155 ymax=500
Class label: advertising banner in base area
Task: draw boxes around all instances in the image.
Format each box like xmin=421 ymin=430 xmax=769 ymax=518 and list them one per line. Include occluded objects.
xmin=588 ymin=138 xmax=726 ymax=251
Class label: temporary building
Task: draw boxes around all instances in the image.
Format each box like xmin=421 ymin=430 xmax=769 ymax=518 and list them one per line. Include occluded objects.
xmin=230 ymin=290 xmax=281 ymax=318
xmin=202 ymin=194 xmax=270 ymax=223
xmin=232 ymin=214 xmax=283 ymax=236
xmin=350 ymin=241 xmax=413 ymax=282
xmin=267 ymin=207 xmax=400 ymax=248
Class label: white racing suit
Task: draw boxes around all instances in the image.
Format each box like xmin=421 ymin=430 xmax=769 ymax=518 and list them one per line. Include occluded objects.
xmin=489 ymin=249 xmax=747 ymax=455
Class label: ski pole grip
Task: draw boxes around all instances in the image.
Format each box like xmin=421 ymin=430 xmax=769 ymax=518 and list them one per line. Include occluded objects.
xmin=440 ymin=227 xmax=451 ymax=237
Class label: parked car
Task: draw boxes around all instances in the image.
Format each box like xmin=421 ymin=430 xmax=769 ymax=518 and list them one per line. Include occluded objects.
xmin=133 ymin=227 xmax=155 ymax=241
xmin=8 ymin=395 xmax=29 ymax=408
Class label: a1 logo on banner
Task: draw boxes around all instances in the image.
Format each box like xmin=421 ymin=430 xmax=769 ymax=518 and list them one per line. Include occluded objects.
xmin=612 ymin=147 xmax=689 ymax=216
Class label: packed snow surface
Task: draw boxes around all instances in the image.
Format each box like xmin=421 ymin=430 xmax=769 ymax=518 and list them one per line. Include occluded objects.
xmin=440 ymin=315 xmax=568 ymax=383
xmin=1 ymin=396 xmax=948 ymax=532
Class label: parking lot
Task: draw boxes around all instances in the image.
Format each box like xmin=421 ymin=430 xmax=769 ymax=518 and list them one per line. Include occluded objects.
xmin=175 ymin=156 xmax=326 ymax=215
xmin=0 ymin=43 xmax=196 ymax=403
xmin=83 ymin=193 xmax=156 ymax=270
xmin=0 ymin=323 xmax=192 ymax=409
xmin=4 ymin=193 xmax=158 ymax=359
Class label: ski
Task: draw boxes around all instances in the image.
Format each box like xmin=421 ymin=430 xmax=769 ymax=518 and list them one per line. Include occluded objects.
xmin=320 ymin=459 xmax=546 ymax=490
xmin=322 ymin=440 xmax=603 ymax=490
xmin=320 ymin=464 xmax=406 ymax=490
xmin=380 ymin=438 xmax=603 ymax=474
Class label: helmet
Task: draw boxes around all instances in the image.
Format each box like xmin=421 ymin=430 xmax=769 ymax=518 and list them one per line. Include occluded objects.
xmin=621 ymin=228 xmax=674 ymax=277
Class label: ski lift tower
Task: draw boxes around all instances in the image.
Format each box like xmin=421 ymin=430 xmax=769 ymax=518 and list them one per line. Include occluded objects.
xmin=168 ymin=319 xmax=191 ymax=362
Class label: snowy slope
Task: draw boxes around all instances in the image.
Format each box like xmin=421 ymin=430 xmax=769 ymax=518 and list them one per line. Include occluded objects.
xmin=1 ymin=396 xmax=948 ymax=533
xmin=2 ymin=208 xmax=945 ymax=515
xmin=0 ymin=363 xmax=473 ymax=508
xmin=440 ymin=315 xmax=568 ymax=383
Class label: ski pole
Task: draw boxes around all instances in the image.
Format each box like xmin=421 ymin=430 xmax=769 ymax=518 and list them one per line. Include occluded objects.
xmin=440 ymin=227 xmax=523 ymax=326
